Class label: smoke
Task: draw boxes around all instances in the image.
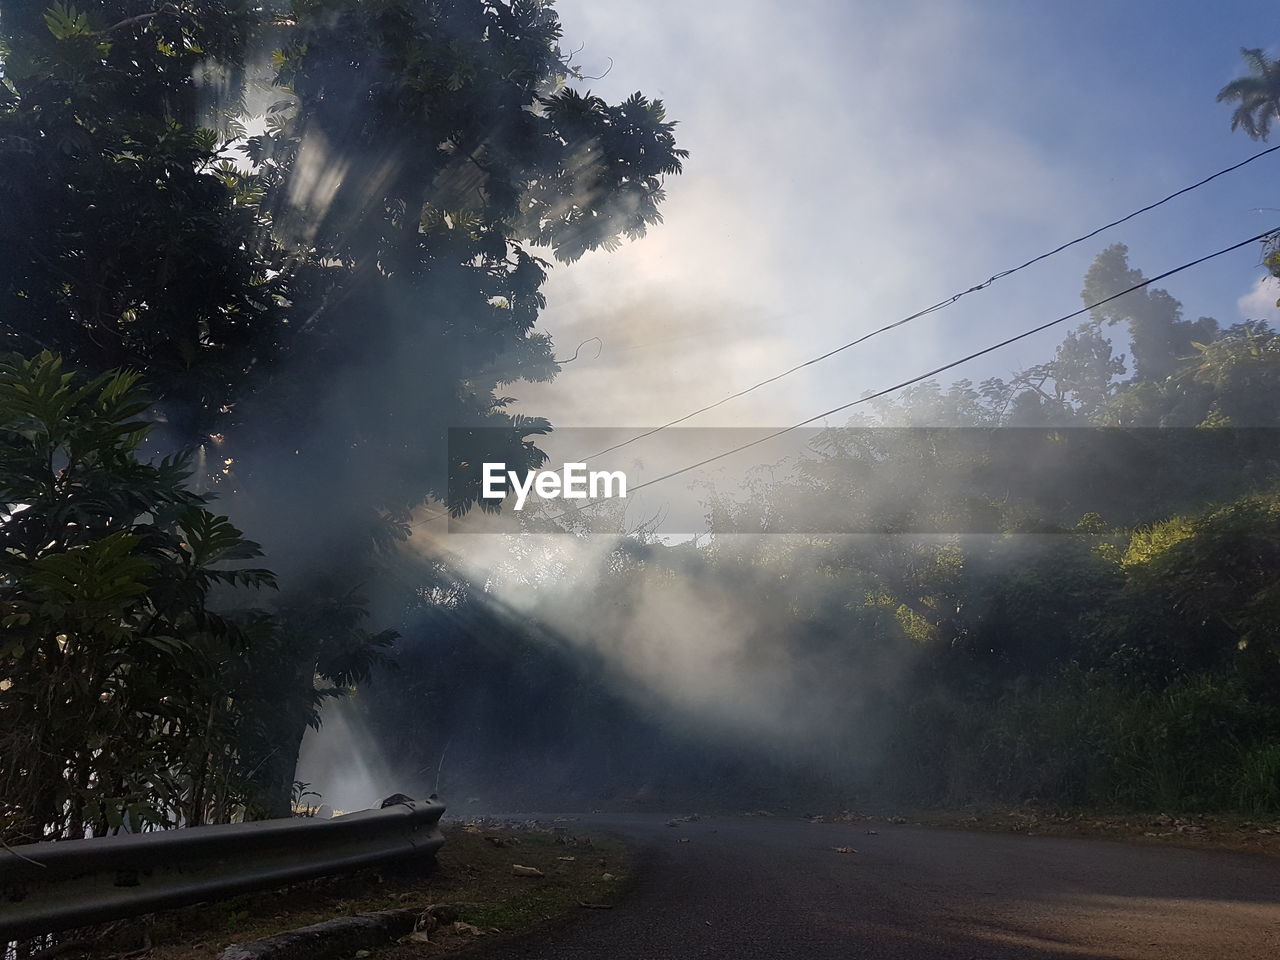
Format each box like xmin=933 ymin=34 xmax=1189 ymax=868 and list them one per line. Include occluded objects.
xmin=295 ymin=700 xmax=397 ymax=813
xmin=408 ymin=526 xmax=915 ymax=784
xmin=294 ymin=420 xmax=1280 ymax=812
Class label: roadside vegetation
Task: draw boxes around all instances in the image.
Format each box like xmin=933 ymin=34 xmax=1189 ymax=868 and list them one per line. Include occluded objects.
xmin=0 ymin=0 xmax=682 ymax=841
xmin=31 ymin=824 xmax=629 ymax=960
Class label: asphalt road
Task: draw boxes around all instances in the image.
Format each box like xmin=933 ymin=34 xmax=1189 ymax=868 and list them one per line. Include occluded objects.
xmin=472 ymin=813 xmax=1280 ymax=960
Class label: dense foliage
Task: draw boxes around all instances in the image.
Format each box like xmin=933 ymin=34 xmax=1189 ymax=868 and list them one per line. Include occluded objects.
xmin=0 ymin=0 xmax=684 ymax=820
xmin=0 ymin=0 xmax=685 ymax=519
xmin=0 ymin=352 xmax=275 ymax=840
xmin=0 ymin=352 xmax=397 ymax=840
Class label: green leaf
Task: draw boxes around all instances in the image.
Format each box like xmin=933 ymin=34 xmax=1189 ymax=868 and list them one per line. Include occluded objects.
xmin=43 ymin=3 xmax=91 ymax=41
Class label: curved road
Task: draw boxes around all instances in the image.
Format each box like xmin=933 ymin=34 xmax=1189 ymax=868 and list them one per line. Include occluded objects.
xmin=473 ymin=813 xmax=1280 ymax=959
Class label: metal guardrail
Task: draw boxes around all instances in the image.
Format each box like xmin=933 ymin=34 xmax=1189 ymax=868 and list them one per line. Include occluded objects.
xmin=0 ymin=796 xmax=445 ymax=940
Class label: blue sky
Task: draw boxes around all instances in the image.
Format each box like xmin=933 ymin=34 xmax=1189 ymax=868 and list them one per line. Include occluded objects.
xmin=512 ymin=0 xmax=1280 ymax=437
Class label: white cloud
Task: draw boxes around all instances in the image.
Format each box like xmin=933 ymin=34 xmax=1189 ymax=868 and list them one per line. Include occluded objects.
xmin=1238 ymin=274 xmax=1280 ymax=321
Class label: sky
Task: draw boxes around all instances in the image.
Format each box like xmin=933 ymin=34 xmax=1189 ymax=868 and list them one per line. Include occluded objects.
xmin=508 ymin=0 xmax=1280 ymax=446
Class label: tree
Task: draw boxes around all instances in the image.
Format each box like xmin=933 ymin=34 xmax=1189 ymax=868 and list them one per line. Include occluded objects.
xmin=1040 ymin=323 xmax=1126 ymax=418
xmin=0 ymin=352 xmax=274 ymax=841
xmin=1217 ymin=47 xmax=1280 ymax=141
xmin=230 ymin=0 xmax=687 ymax=805
xmin=1 ymin=0 xmax=687 ymax=523
xmin=0 ymin=0 xmax=284 ymax=440
xmin=1 ymin=0 xmax=686 ymax=814
xmin=1082 ymin=244 xmax=1217 ymax=383
xmin=1104 ymin=493 xmax=1280 ymax=688
xmin=234 ymin=0 xmax=688 ymax=533
xmin=1178 ymin=322 xmax=1280 ymax=426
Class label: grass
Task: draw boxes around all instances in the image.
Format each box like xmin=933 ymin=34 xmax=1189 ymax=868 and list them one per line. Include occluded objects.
xmin=56 ymin=819 xmax=630 ymax=960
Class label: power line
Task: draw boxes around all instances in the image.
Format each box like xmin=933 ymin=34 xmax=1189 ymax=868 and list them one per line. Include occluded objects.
xmin=540 ymin=226 xmax=1278 ymax=523
xmin=412 ymin=144 xmax=1280 ymax=531
xmin=579 ymin=142 xmax=1280 ymax=461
